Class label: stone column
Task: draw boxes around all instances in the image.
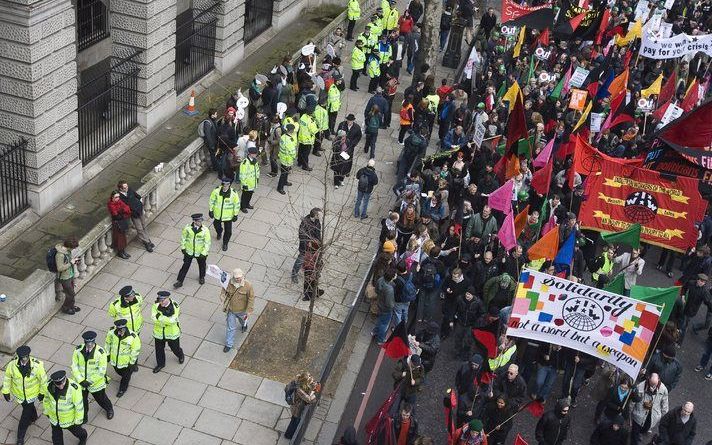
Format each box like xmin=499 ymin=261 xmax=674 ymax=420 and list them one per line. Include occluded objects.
xmin=111 ymin=0 xmax=177 ymax=132
xmin=214 ymin=0 xmax=245 ymax=73
xmin=272 ymin=0 xmax=306 ymax=31
xmin=0 ymin=0 xmax=83 ymax=215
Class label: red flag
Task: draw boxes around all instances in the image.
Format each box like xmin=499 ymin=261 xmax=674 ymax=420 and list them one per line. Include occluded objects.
xmin=587 ymin=81 xmax=599 ymax=98
xmin=493 ymin=155 xmax=506 ymax=183
xmin=506 ymin=95 xmax=529 ymax=153
xmin=538 ymin=28 xmax=550 ymax=46
xmin=531 ymin=161 xmax=553 ymax=195
xmin=680 ymin=79 xmax=699 ymax=112
xmin=623 ymin=49 xmax=633 ymax=68
xmin=573 ymin=134 xmax=643 ymax=175
xmin=659 ymin=72 xmax=677 ymax=104
xmin=515 ymin=433 xmax=531 ymax=445
xmin=610 ymin=90 xmax=626 ymax=115
xmin=365 ymin=385 xmax=400 ymax=444
xmin=651 ymin=99 xmax=671 ymax=121
xmin=382 ymin=320 xmax=410 ymax=359
xmin=608 ymin=113 xmax=635 ymax=129
xmin=472 ymin=327 xmax=498 ymax=358
xmin=595 ymin=8 xmax=611 ymax=44
xmin=444 ymin=389 xmax=458 ymax=441
xmin=568 ymin=11 xmax=587 ymax=31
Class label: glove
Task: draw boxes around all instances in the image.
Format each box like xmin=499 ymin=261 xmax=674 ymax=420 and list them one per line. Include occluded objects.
xmin=131 ymin=364 xmax=139 ymax=372
xmin=232 ymin=216 xmax=237 ymax=222
xmin=209 ymin=211 xmax=214 ymax=219
xmin=80 ymin=381 xmax=90 ymax=389
xmin=3 ymin=393 xmax=10 ymax=402
xmin=181 ymin=249 xmax=186 ymax=255
xmin=155 ymin=312 xmax=161 ymax=320
xmin=37 ymin=394 xmax=44 ymax=402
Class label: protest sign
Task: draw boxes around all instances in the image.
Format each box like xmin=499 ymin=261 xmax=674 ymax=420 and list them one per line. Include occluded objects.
xmin=590 ymin=112 xmax=604 ymax=132
xmin=473 ymin=122 xmax=486 ymax=148
xmin=568 ymin=88 xmax=587 ymax=111
xmin=569 ymin=67 xmax=590 ymax=88
xmin=659 ymin=103 xmax=683 ymax=127
xmin=640 ymin=32 xmax=712 ymax=59
xmin=207 ymin=264 xmax=230 ymax=289
xmin=508 ymin=269 xmax=662 ymax=378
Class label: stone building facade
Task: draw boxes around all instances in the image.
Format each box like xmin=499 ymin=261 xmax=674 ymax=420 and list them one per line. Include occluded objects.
xmin=0 ymin=0 xmax=320 ymax=216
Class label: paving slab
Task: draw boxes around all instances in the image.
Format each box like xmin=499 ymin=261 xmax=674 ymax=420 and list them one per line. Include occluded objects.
xmin=233 ymin=420 xmax=280 ymax=445
xmin=236 ymin=396 xmax=283 ymax=428
xmin=254 ymin=378 xmax=289 ymax=407
xmin=160 ymin=375 xmax=208 ymax=404
xmin=198 ymin=385 xmax=245 ymax=416
xmin=131 ymin=416 xmax=181 ymax=445
xmin=193 ymin=408 xmax=241 ymax=440
xmin=154 ymin=396 xmax=203 ymax=428
xmin=174 ymin=427 xmax=222 ymax=445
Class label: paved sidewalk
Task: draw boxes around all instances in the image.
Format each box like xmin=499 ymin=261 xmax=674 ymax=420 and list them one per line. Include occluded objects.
xmin=0 ymin=7 xmax=339 ymax=281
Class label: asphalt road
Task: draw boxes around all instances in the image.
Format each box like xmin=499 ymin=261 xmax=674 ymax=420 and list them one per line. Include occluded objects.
xmin=336 ymin=246 xmax=712 ymax=444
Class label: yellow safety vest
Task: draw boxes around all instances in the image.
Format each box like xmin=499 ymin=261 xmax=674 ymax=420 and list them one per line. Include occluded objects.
xmin=367 ymin=55 xmax=381 ymax=78
xmin=327 ymin=84 xmax=341 ymax=112
xmin=105 ymin=328 xmax=141 ymax=369
xmin=386 ymin=8 xmax=399 ymax=30
xmin=239 ymin=158 xmax=260 ymax=191
xmin=180 ymin=224 xmax=211 ymax=257
xmin=42 ymin=379 xmax=84 ymax=428
xmin=426 ymin=94 xmax=440 ymax=113
xmin=488 ymin=345 xmax=517 ymax=372
xmin=209 ymin=187 xmax=240 ymax=221
xmin=282 ymin=116 xmax=300 ymax=135
xmin=351 ymin=46 xmax=366 ymax=70
xmin=347 ymin=0 xmax=361 ymax=20
xmin=592 ymin=255 xmax=613 ymax=281
xmin=314 ymin=105 xmax=329 ymax=131
xmin=108 ymin=293 xmax=144 ymax=334
xmin=152 ymin=300 xmax=182 ymax=340
xmin=2 ymin=357 xmax=47 ymax=403
xmin=279 ymin=133 xmax=297 ymax=167
xmin=71 ymin=345 xmax=109 ymax=393
xmin=381 ymin=0 xmax=391 ymax=18
xmin=298 ymin=114 xmax=318 ymax=144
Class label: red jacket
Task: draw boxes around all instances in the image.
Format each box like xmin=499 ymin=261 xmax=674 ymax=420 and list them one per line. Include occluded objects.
xmin=107 ymin=197 xmax=131 ymax=220
xmin=399 ymin=17 xmax=414 ymax=34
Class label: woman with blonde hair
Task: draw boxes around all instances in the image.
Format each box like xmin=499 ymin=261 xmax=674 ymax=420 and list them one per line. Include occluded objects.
xmin=284 ymin=372 xmax=320 ymax=439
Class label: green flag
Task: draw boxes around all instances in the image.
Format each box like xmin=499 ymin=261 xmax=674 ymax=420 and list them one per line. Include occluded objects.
xmin=549 ymin=75 xmax=565 ymax=101
xmin=630 ymin=285 xmax=680 ymax=325
xmin=601 ymin=224 xmax=641 ymax=249
xmin=524 ymin=55 xmax=535 ymax=85
xmin=516 ymin=136 xmax=535 ymax=159
xmin=497 ymin=82 xmax=507 ymax=100
xmin=533 ymin=198 xmax=548 ymax=239
xmin=604 ymin=274 xmax=626 ymax=296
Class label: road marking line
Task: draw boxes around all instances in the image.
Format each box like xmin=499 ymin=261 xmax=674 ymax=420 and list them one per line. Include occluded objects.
xmin=353 ymin=346 xmax=385 ymax=431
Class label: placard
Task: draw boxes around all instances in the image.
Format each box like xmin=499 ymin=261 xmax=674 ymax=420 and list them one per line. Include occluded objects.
xmin=569 ymin=67 xmax=590 ymax=88
xmin=568 ymin=88 xmax=588 ymax=111
xmin=660 ymin=103 xmax=683 ymax=127
xmin=473 ymin=122 xmax=486 ymax=148
xmin=590 ymin=112 xmax=604 ymax=132
xmin=508 ymin=269 xmax=662 ymax=378
xmin=206 ymin=264 xmax=230 ymax=289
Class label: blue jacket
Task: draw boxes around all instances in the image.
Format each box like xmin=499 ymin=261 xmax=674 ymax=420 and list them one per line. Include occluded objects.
xmin=442 ymin=128 xmax=467 ymax=150
xmin=364 ymin=93 xmax=389 ymax=120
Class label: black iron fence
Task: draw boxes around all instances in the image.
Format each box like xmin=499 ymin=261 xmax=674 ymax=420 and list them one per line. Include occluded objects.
xmin=78 ymin=50 xmax=141 ymax=165
xmin=174 ymin=4 xmax=219 ymax=93
xmin=76 ymin=0 xmax=109 ymax=51
xmin=0 ymin=138 xmax=29 ymax=228
xmin=244 ymin=0 xmax=274 ymax=43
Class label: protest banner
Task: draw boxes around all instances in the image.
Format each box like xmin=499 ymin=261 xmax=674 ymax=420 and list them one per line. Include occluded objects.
xmin=590 ymin=112 xmax=604 ymax=132
xmin=659 ymin=103 xmax=683 ymax=126
xmin=640 ymin=32 xmax=712 ymax=59
xmin=508 ymin=269 xmax=662 ymax=379
xmin=569 ymin=67 xmax=590 ymax=88
xmin=579 ymin=158 xmax=706 ymax=252
xmin=658 ymin=100 xmax=712 ymax=168
xmin=207 ymin=264 xmax=230 ymax=289
xmin=568 ymin=88 xmax=587 ymax=111
xmin=502 ymin=0 xmax=555 ymax=29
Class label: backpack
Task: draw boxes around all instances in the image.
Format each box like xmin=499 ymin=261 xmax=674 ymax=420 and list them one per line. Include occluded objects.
xmin=284 ymin=380 xmax=297 ymax=405
xmin=358 ymin=171 xmax=370 ymax=192
xmin=420 ymin=261 xmax=440 ymax=290
xmin=46 ymin=247 xmax=58 ymax=273
xmin=400 ymin=273 xmax=418 ymax=302
xmin=197 ymin=119 xmax=210 ymax=137
xmin=366 ymin=114 xmax=380 ymax=134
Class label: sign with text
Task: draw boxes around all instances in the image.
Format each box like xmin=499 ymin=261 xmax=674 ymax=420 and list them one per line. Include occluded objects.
xmin=508 ymin=269 xmax=662 ymax=378
xmin=569 ymin=67 xmax=590 ymax=88
xmin=568 ymin=88 xmax=588 ymax=111
xmin=641 ymin=32 xmax=712 ymax=59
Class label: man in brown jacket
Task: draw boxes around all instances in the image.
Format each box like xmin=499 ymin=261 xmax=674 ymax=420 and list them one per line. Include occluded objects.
xmin=220 ymin=268 xmax=255 ymax=352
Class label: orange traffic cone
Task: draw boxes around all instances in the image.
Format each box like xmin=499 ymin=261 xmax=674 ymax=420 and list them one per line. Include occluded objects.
xmin=183 ymin=90 xmax=199 ymax=116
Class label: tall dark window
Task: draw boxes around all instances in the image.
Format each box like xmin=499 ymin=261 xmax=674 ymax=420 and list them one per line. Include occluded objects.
xmin=77 ymin=0 xmax=109 ymax=51
xmin=244 ymin=0 xmax=274 ymax=43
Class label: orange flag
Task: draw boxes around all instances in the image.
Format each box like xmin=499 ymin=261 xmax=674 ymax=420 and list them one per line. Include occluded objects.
xmin=607 ymin=68 xmax=629 ymax=99
xmin=527 ymin=225 xmax=559 ymax=260
xmin=506 ymin=154 xmax=521 ymax=179
xmin=514 ymin=205 xmax=530 ymax=238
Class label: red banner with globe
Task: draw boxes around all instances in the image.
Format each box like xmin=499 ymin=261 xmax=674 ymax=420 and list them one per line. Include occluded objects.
xmin=580 ymin=159 xmax=706 ymax=252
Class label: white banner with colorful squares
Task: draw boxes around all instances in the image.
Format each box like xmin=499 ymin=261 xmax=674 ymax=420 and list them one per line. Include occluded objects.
xmin=507 ymin=269 xmax=663 ymax=378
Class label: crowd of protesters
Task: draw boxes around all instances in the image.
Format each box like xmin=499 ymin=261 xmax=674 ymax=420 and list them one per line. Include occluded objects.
xmin=355 ymin=0 xmax=712 ymax=442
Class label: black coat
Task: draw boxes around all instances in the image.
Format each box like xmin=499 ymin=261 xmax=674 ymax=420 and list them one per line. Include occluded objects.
xmin=297 ymin=216 xmax=321 ymax=253
xmin=535 ymin=403 xmax=571 ymax=445
xmin=119 ymin=188 xmax=143 ymax=218
xmin=658 ymin=407 xmax=696 ymax=445
xmin=492 ymin=369 xmax=527 ymax=409
xmin=589 ymin=423 xmax=628 ymax=445
xmin=356 ymin=166 xmax=379 ymax=193
xmin=482 ymin=399 xmax=515 ymax=444
xmin=336 ymin=121 xmax=363 ymax=149
xmin=391 ymin=416 xmax=418 ymax=445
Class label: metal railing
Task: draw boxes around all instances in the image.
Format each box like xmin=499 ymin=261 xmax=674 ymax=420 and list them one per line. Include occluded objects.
xmin=244 ymin=0 xmax=274 ymax=43
xmin=76 ymin=0 xmax=109 ymax=51
xmin=78 ymin=50 xmax=141 ymax=165
xmin=0 ymin=138 xmax=29 ymax=228
xmin=174 ymin=4 xmax=219 ymax=93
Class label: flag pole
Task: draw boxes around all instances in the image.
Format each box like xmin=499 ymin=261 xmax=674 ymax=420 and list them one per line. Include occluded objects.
xmin=485 ymin=400 xmax=535 ymax=436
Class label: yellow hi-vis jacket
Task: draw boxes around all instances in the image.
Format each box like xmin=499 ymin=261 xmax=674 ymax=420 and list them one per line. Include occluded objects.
xmin=2 ymin=356 xmax=47 ymax=403
xmin=42 ymin=379 xmax=84 ymax=428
